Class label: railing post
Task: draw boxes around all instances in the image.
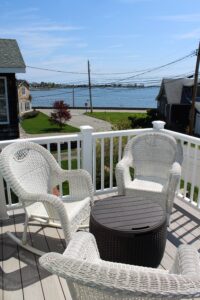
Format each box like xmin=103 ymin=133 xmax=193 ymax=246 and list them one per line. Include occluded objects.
xmin=152 ymin=120 xmax=166 ymax=130
xmin=0 ymin=173 xmax=8 ymax=220
xmin=80 ymin=125 xmax=94 ymax=176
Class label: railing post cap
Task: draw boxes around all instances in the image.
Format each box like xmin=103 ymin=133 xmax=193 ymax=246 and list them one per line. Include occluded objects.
xmin=80 ymin=125 xmax=93 ymax=133
xmin=152 ymin=120 xmax=166 ymax=130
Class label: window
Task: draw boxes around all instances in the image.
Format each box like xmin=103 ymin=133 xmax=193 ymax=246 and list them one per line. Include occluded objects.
xmin=25 ymin=101 xmax=30 ymax=111
xmin=22 ymin=86 xmax=26 ymax=96
xmin=0 ymin=77 xmax=9 ymax=124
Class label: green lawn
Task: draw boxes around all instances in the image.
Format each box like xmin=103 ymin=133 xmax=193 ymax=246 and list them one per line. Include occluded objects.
xmin=21 ymin=112 xmax=79 ymax=134
xmin=85 ymin=112 xmax=147 ymax=125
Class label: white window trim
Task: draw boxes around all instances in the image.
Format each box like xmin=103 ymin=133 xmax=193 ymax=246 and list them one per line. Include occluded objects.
xmin=0 ymin=76 xmax=10 ymax=124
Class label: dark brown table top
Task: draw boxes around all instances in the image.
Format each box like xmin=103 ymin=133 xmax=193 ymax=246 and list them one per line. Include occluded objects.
xmin=91 ymin=196 xmax=166 ymax=235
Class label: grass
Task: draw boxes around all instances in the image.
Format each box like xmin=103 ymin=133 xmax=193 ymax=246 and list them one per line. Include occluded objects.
xmin=180 ymin=179 xmax=198 ymax=203
xmin=61 ymin=159 xmax=77 ymax=195
xmin=21 ymin=112 xmax=79 ymax=134
xmin=85 ymin=112 xmax=147 ymax=125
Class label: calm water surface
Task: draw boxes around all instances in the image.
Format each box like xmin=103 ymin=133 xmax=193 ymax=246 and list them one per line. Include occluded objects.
xmin=31 ymin=86 xmax=159 ymax=108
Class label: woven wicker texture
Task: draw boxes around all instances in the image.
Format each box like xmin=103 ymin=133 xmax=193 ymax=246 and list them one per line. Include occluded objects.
xmin=40 ymin=231 xmax=200 ymax=300
xmin=0 ymin=141 xmax=94 ymax=245
xmin=115 ymin=132 xmax=182 ymax=223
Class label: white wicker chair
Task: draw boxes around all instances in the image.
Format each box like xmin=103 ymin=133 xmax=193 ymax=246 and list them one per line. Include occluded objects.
xmin=0 ymin=141 xmax=93 ymax=255
xmin=115 ymin=132 xmax=182 ymax=223
xmin=40 ymin=231 xmax=200 ymax=300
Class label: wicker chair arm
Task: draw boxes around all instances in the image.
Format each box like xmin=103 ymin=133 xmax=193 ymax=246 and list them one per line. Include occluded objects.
xmin=115 ymin=158 xmax=132 ymax=195
xmin=24 ymin=193 xmax=72 ymax=244
xmin=166 ymin=162 xmax=181 ymax=214
xmin=170 ymin=244 xmax=200 ymax=276
xmin=53 ymin=169 xmax=94 ymax=204
xmin=169 ymin=161 xmax=182 ymax=179
xmin=40 ymin=233 xmax=200 ymax=299
xmin=63 ymin=231 xmax=100 ymax=261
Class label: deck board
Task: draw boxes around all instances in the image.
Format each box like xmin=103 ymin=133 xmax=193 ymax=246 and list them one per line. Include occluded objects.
xmin=0 ymin=195 xmax=200 ymax=300
xmin=14 ymin=210 xmax=45 ymax=300
xmin=28 ymin=222 xmax=67 ymax=300
xmin=2 ymin=212 xmax=24 ymax=300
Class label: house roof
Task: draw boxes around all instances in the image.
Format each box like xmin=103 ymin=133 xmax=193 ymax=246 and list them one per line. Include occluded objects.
xmin=17 ymin=79 xmax=29 ymax=88
xmin=0 ymin=39 xmax=26 ymax=73
xmin=156 ymin=78 xmax=194 ymax=104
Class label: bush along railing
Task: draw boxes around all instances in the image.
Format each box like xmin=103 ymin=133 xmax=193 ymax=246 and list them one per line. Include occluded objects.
xmin=0 ymin=121 xmax=200 ymax=218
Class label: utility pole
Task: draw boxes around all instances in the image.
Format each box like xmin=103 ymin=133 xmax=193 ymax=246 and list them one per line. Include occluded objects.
xmin=87 ymin=60 xmax=93 ymax=113
xmin=72 ymin=85 xmax=75 ymax=107
xmin=189 ymin=42 xmax=200 ymax=135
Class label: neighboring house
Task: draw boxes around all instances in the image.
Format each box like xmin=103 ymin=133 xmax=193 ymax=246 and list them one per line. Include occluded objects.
xmin=17 ymin=80 xmax=32 ymax=115
xmin=0 ymin=39 xmax=26 ymax=140
xmin=156 ymin=78 xmax=200 ymax=133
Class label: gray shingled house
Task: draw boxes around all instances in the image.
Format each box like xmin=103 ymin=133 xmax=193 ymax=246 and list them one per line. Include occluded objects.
xmin=156 ymin=78 xmax=200 ymax=133
xmin=0 ymin=39 xmax=26 ymax=140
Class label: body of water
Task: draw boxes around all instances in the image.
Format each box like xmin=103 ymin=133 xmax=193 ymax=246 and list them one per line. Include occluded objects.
xmin=31 ymin=86 xmax=159 ymax=108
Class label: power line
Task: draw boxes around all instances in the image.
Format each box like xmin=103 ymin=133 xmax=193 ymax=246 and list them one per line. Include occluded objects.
xmin=108 ymin=51 xmax=196 ymax=84
xmin=27 ymin=65 xmax=88 ymax=75
xmin=26 ymin=50 xmax=196 ymax=79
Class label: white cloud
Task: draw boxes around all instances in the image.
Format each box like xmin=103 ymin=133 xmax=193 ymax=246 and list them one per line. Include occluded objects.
xmin=0 ymin=18 xmax=86 ymax=61
xmin=157 ymin=14 xmax=200 ymax=22
xmin=100 ymin=34 xmax=141 ymax=39
xmin=1 ymin=7 xmax=39 ymax=19
xmin=118 ymin=0 xmax=152 ymax=3
xmin=24 ymin=25 xmax=83 ymax=32
xmin=0 ymin=24 xmax=83 ymax=36
xmin=175 ymin=28 xmax=200 ymax=39
xmin=108 ymin=44 xmax=123 ymax=49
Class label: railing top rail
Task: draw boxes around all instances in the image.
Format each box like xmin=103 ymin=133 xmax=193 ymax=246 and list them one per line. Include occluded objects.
xmin=0 ymin=133 xmax=82 ymax=148
xmin=92 ymin=128 xmax=153 ymax=138
xmin=162 ymin=129 xmax=200 ymax=145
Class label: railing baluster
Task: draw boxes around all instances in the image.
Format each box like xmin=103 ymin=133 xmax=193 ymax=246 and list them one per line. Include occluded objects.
xmin=0 ymin=174 xmax=8 ymax=218
xmin=101 ymin=138 xmax=104 ymax=191
xmin=57 ymin=143 xmax=61 ymax=165
xmin=7 ymin=184 xmax=12 ymax=207
xmin=68 ymin=141 xmax=71 ymax=170
xmin=183 ymin=142 xmax=190 ymax=200
xmin=197 ymin=187 xmax=200 ymax=208
xmin=57 ymin=143 xmax=62 ymax=195
xmin=118 ymin=136 xmax=122 ymax=161
xmin=110 ymin=137 xmax=113 ymax=189
xmin=93 ymin=138 xmax=96 ymax=192
xmin=77 ymin=140 xmax=81 ymax=169
xmin=190 ymin=145 xmax=198 ymax=203
xmin=47 ymin=143 xmax=50 ymax=153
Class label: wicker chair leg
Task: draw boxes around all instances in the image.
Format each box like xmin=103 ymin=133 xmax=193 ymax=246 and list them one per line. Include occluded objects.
xmin=6 ymin=231 xmax=45 ymax=256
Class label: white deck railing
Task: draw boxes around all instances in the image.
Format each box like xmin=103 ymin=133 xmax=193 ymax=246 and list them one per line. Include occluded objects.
xmin=0 ymin=121 xmax=200 ymax=215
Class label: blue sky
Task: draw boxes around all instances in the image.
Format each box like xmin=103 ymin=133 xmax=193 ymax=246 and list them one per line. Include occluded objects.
xmin=0 ymin=0 xmax=199 ymax=84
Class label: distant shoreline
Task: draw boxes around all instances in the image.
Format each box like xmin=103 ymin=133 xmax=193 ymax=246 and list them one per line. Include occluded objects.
xmin=33 ymin=106 xmax=152 ymax=110
xmin=30 ymin=86 xmax=159 ymax=91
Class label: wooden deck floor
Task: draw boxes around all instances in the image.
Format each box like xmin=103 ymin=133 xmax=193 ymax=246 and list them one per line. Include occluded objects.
xmin=0 ymin=195 xmax=200 ymax=300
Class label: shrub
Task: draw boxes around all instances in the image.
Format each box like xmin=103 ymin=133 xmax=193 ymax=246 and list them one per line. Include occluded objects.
xmin=111 ymin=119 xmax=132 ymax=130
xmin=21 ymin=110 xmax=39 ymax=120
xmin=128 ymin=109 xmax=164 ymax=129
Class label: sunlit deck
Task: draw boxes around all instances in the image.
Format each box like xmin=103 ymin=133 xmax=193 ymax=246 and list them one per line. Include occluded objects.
xmin=1 ymin=194 xmax=200 ymax=300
